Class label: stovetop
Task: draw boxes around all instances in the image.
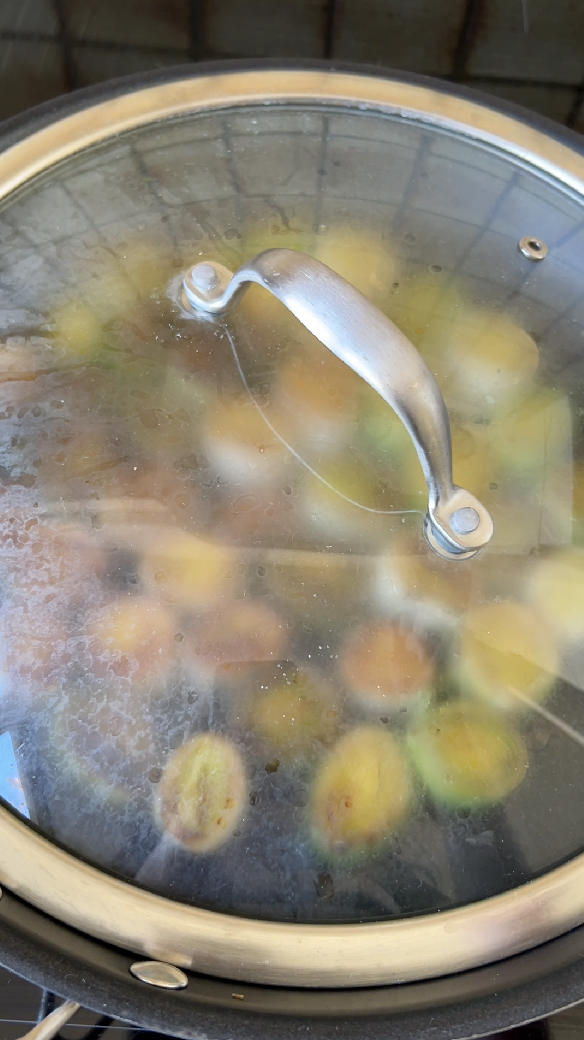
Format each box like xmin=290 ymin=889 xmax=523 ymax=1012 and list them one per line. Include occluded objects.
xmin=1 ymin=965 xmax=584 ymax=1040
xmin=0 ymin=966 xmax=154 ymax=1040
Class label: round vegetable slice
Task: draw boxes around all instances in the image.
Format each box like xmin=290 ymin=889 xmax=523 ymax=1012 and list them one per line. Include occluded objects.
xmin=156 ymin=732 xmax=247 ymax=853
xmin=310 ymin=725 xmax=412 ymax=853
xmin=84 ymin=594 xmax=176 ymax=687
xmin=203 ymin=397 xmax=290 ymax=487
xmin=275 ymin=353 xmax=359 ymax=450
xmin=339 ymin=621 xmax=435 ymax=714
xmin=312 ymin=227 xmax=398 ymax=305
xmin=182 ymin=599 xmax=288 ymax=689
xmin=374 ymin=534 xmax=473 ymax=631
xmin=443 ymin=311 xmax=539 ymax=416
xmin=526 ymin=548 xmax=584 ymax=644
xmin=407 ymin=702 xmax=528 ymax=809
xmin=458 ymin=600 xmax=558 ymax=712
xmin=302 ymin=457 xmax=387 ymax=548
xmin=140 ymin=530 xmax=240 ymax=611
xmin=245 ymin=665 xmax=340 ymax=756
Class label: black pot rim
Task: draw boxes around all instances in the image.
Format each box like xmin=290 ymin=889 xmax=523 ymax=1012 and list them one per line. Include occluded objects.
xmin=2 ymin=885 xmax=584 ymax=1040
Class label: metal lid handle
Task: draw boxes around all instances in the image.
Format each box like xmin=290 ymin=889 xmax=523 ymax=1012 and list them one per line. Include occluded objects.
xmin=180 ymin=248 xmax=493 ymax=560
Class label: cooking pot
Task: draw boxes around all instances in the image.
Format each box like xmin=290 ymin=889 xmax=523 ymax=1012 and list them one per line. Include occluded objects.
xmin=2 ymin=58 xmax=584 ymax=1040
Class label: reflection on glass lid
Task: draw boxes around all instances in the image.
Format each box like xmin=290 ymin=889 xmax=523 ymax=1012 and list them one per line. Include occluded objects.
xmin=1 ymin=103 xmax=584 ymax=925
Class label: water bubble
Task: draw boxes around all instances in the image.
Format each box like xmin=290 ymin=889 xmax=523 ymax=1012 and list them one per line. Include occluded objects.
xmin=233 ymin=494 xmax=258 ymax=513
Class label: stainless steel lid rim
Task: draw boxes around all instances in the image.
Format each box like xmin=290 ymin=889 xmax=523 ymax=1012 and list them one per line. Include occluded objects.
xmin=1 ymin=57 xmax=582 ymax=163
xmin=1 ymin=64 xmax=584 ymax=990
xmin=3 ymin=792 xmax=584 ymax=987
xmin=0 ymin=68 xmax=583 ymax=202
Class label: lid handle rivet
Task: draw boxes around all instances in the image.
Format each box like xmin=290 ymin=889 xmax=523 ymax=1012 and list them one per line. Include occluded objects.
xmin=518 ymin=236 xmax=548 ymax=261
xmin=450 ymin=506 xmax=480 ymax=535
xmin=129 ymin=960 xmax=188 ymax=990
xmin=186 ymin=262 xmax=220 ymax=297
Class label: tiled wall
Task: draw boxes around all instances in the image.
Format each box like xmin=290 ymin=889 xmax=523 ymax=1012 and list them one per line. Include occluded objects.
xmin=0 ymin=0 xmax=583 ymax=129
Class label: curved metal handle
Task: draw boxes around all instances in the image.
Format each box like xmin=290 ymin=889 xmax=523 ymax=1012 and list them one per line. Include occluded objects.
xmin=179 ymin=248 xmax=493 ymax=560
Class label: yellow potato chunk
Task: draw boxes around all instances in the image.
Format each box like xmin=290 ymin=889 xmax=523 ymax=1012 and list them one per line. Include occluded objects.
xmin=572 ymin=462 xmax=584 ymax=533
xmin=387 ymin=270 xmax=466 ymax=363
xmin=526 ymin=548 xmax=584 ymax=643
xmin=444 ymin=311 xmax=539 ymax=415
xmin=313 ymin=228 xmax=397 ymax=303
xmin=246 ymin=667 xmax=340 ymax=755
xmin=116 ymin=236 xmax=174 ymax=297
xmin=490 ymin=389 xmax=572 ymax=480
xmin=302 ymin=457 xmax=388 ymax=547
xmin=374 ymin=533 xmax=474 ymax=629
xmin=53 ymin=236 xmax=172 ymax=361
xmin=310 ymin=726 xmax=412 ymax=853
xmin=459 ymin=600 xmax=558 ymax=711
xmin=140 ymin=531 xmax=240 ymax=611
xmin=183 ymin=599 xmax=288 ymax=686
xmin=265 ymin=549 xmax=365 ymax=621
xmin=203 ymin=397 xmax=290 ymax=486
xmin=84 ymin=595 xmax=176 ymax=686
xmin=53 ymin=299 xmax=104 ymax=360
xmin=275 ymin=353 xmax=360 ymax=448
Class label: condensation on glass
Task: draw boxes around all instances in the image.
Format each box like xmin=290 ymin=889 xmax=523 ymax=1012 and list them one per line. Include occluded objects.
xmin=0 ymin=104 xmax=583 ymax=925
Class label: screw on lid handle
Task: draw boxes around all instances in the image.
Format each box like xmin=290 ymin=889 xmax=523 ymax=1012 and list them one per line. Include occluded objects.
xmin=179 ymin=248 xmax=493 ymax=561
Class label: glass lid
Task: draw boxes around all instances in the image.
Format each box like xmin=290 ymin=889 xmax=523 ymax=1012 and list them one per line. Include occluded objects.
xmin=2 ymin=75 xmax=584 ymax=948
